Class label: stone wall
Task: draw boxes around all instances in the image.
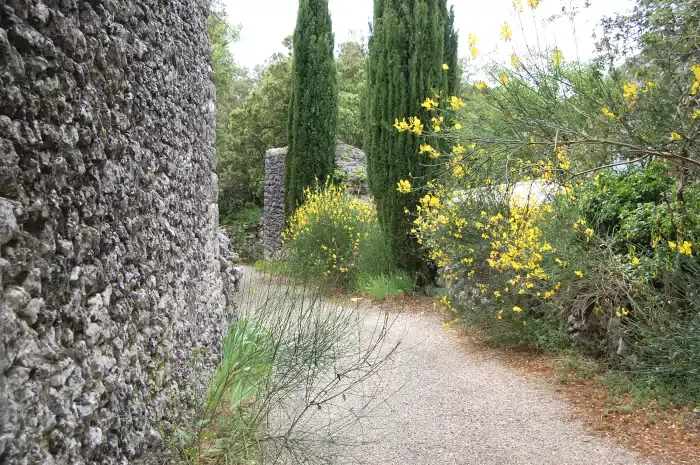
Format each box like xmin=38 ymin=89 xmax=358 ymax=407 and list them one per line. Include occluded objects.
xmin=0 ymin=1 xmax=236 ymax=464
xmin=262 ymin=142 xmax=367 ymax=259
xmin=263 ymin=148 xmax=286 ymax=259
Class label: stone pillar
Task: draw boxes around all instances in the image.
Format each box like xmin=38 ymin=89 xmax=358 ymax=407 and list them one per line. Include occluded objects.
xmin=0 ymin=1 xmax=235 ymax=463
xmin=263 ymin=148 xmax=288 ymax=259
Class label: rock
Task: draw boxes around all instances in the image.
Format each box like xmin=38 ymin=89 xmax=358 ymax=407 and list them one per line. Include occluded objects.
xmin=0 ymin=2 xmax=237 ymax=464
xmin=4 ymin=286 xmax=31 ymax=313
xmin=0 ymin=198 xmax=19 ymax=245
xmin=334 ymin=142 xmax=368 ymax=195
xmin=18 ymin=298 xmax=44 ymax=325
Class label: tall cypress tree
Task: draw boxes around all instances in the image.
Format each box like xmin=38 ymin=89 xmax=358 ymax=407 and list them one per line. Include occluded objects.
xmin=365 ymin=0 xmax=458 ymax=273
xmin=285 ymin=0 xmax=338 ymax=214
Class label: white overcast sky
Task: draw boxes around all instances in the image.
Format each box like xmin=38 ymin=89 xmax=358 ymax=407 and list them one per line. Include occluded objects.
xmin=223 ymin=0 xmax=635 ymax=70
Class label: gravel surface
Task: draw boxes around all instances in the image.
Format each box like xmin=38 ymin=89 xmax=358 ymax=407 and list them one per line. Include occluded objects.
xmin=325 ymin=309 xmax=651 ymax=465
xmin=241 ymin=269 xmax=651 ymax=465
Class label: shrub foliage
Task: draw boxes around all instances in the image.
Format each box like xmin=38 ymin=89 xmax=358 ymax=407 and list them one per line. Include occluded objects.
xmin=282 ymin=183 xmax=392 ymax=289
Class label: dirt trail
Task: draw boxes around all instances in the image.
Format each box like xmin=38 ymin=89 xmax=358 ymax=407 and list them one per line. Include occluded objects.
xmin=240 ymin=268 xmax=650 ymax=465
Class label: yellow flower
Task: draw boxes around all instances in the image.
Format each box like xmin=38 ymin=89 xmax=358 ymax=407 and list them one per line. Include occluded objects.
xmin=393 ymin=118 xmax=409 ymax=132
xmin=396 ymin=179 xmax=411 ymax=194
xmin=453 ymin=165 xmax=464 ymax=178
xmin=419 ymin=143 xmax=434 ymax=155
xmin=602 ymin=107 xmax=616 ymax=119
xmin=551 ymin=49 xmax=564 ymax=66
xmin=513 ymin=306 xmax=522 ymax=313
xmin=468 ymin=33 xmax=478 ymax=47
xmin=449 ymin=95 xmax=465 ymax=110
xmin=527 ymin=0 xmax=538 ymax=8
xmin=643 ymin=81 xmax=654 ymax=93
xmin=475 ymin=81 xmax=488 ymax=91
xmin=454 ymin=123 xmax=462 ymax=130
xmin=615 ymin=307 xmax=629 ymax=318
xmin=470 ymin=46 xmax=478 ymax=59
xmin=442 ymin=63 xmax=449 ymax=70
xmin=623 ymin=82 xmax=638 ymax=102
xmin=668 ymin=241 xmax=677 ymax=249
xmin=511 ymin=54 xmax=520 ymax=68
xmin=452 ymin=144 xmax=465 ymax=155
xmin=408 ymin=116 xmax=424 ymax=136
xmin=512 ymin=0 xmax=523 ymax=12
xmin=493 ymin=291 xmax=501 ymax=297
xmin=574 ymin=270 xmax=584 ymax=278
xmin=678 ymin=241 xmax=693 ymax=256
xmin=669 ymin=132 xmax=682 ymax=141
xmin=421 ymin=97 xmax=439 ymax=110
xmin=498 ymin=73 xmax=509 ymax=86
xmin=500 ymin=23 xmax=512 ymax=41
xmin=693 ymin=109 xmax=700 ymax=119
xmin=631 ymin=257 xmax=640 ymax=265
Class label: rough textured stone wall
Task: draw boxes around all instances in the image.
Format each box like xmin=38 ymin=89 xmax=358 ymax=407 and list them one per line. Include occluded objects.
xmin=0 ymin=1 xmax=237 ymax=464
xmin=263 ymin=148 xmax=286 ymax=259
xmin=262 ymin=142 xmax=367 ymax=259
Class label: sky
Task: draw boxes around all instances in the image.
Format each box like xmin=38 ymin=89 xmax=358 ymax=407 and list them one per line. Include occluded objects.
xmin=223 ymin=0 xmax=635 ymax=70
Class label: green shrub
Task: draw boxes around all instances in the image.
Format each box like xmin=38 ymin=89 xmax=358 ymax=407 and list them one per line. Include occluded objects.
xmin=282 ymin=182 xmax=394 ymax=289
xmin=577 ymin=161 xmax=675 ymax=239
xmin=223 ymin=205 xmax=263 ymax=226
xmin=357 ymin=272 xmax=415 ymax=300
xmin=176 ymin=270 xmax=398 ymax=463
xmin=221 ymin=206 xmax=264 ymax=262
xmin=460 ymin=298 xmax=571 ymax=352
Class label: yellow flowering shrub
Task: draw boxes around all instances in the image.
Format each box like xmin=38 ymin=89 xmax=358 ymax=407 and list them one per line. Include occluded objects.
xmin=283 ymin=182 xmax=390 ymax=288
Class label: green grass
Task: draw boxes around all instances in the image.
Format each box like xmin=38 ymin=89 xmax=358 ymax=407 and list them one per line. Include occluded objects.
xmin=357 ymin=272 xmax=415 ymax=300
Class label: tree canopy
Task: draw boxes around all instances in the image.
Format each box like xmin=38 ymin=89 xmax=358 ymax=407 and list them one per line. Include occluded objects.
xmin=285 ymin=0 xmax=339 ymax=214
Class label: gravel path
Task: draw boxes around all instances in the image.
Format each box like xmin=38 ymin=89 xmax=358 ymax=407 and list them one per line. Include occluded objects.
xmin=326 ymin=309 xmax=650 ymax=465
xmin=241 ymin=269 xmax=650 ymax=465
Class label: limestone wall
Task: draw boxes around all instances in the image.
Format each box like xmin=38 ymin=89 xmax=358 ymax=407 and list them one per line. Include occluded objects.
xmin=0 ymin=1 xmax=236 ymax=463
xmin=262 ymin=142 xmax=367 ymax=258
xmin=263 ymin=148 xmax=287 ymax=259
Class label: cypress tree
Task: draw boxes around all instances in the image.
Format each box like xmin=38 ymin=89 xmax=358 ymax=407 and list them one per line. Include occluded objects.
xmin=285 ymin=0 xmax=338 ymax=214
xmin=365 ymin=0 xmax=459 ymax=273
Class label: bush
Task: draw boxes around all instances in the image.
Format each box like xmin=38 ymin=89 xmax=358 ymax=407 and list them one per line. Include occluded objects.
xmin=223 ymin=206 xmax=264 ymax=262
xmin=357 ymin=272 xmax=415 ymax=300
xmin=174 ymin=271 xmax=399 ymax=463
xmin=282 ymin=182 xmax=393 ymax=289
xmin=412 ymin=160 xmax=700 ymax=401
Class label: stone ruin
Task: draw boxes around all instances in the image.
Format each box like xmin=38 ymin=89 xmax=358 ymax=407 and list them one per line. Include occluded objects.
xmin=1 ymin=1 xmax=238 ymax=463
xmin=263 ymin=142 xmax=367 ymax=259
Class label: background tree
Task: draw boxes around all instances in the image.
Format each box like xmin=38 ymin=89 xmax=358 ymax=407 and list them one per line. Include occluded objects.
xmin=285 ymin=0 xmax=339 ymax=214
xmin=219 ymin=52 xmax=293 ymax=217
xmin=337 ymin=39 xmax=367 ymax=148
xmin=365 ymin=0 xmax=458 ymax=274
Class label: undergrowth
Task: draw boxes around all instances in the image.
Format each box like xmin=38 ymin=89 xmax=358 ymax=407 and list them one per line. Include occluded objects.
xmin=172 ymin=270 xmax=400 ymax=464
xmin=357 ymin=272 xmax=415 ymax=300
